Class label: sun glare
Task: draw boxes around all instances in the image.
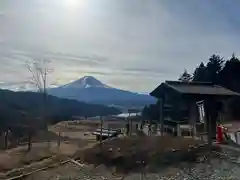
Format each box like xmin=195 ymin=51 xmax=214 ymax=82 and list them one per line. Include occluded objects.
xmin=64 ymin=0 xmax=83 ymax=7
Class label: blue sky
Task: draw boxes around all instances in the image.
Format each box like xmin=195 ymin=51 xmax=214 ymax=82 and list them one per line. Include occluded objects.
xmin=1 ymin=0 xmax=240 ymax=93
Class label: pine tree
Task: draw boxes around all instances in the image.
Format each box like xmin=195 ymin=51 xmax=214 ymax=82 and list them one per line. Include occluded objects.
xmin=206 ymin=54 xmax=224 ymax=83
xmin=193 ymin=62 xmax=207 ymax=82
xmin=178 ymin=69 xmax=192 ymax=82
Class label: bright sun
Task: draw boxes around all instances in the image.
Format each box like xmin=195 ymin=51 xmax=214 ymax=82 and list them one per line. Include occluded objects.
xmin=61 ymin=0 xmax=88 ymax=15
xmin=64 ymin=0 xmax=82 ymax=7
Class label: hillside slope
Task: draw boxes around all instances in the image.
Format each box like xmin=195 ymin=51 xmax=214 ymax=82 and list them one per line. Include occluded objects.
xmin=0 ymin=89 xmax=121 ymax=131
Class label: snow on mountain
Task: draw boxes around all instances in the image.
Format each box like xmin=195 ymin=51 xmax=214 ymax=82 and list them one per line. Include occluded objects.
xmin=60 ymin=76 xmax=111 ymax=89
xmin=48 ymin=76 xmax=155 ymax=107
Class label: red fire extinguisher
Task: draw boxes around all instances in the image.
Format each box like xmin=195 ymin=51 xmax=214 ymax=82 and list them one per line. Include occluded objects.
xmin=216 ymin=124 xmax=223 ymax=144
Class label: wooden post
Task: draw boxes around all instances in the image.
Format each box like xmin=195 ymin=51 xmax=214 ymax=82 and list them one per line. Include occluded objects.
xmin=4 ymin=130 xmax=8 ymax=150
xmin=208 ymin=115 xmax=212 ymax=147
xmin=27 ymin=129 xmax=32 ymax=151
xmin=177 ymin=124 xmax=181 ymax=136
xmin=192 ymin=124 xmax=196 ymax=138
xmin=127 ymin=113 xmax=130 ymax=136
xmin=192 ymin=103 xmax=197 ymax=138
xmin=128 ymin=112 xmax=133 ymax=136
xmin=205 ymin=100 xmax=213 ymax=147
xmin=130 ymin=115 xmax=133 ymax=136
xmin=159 ymin=98 xmax=164 ymax=136
xmin=126 ymin=119 xmax=129 ymax=136
xmin=148 ymin=119 xmax=151 ymax=136
xmin=57 ymin=132 xmax=61 ymax=148
xmin=125 ymin=116 xmax=127 ymax=135
xmin=235 ymin=132 xmax=239 ymax=144
xmin=107 ymin=124 xmax=110 ymax=139
xmin=100 ymin=116 xmax=103 ymax=144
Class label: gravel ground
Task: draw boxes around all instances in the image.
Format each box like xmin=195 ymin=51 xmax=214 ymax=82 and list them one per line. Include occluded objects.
xmin=18 ymin=146 xmax=240 ymax=180
xmin=25 ymin=158 xmax=240 ymax=179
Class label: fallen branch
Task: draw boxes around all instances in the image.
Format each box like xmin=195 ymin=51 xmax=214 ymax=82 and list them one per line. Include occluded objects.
xmin=70 ymin=159 xmax=85 ymax=167
xmin=2 ymin=155 xmax=57 ymax=177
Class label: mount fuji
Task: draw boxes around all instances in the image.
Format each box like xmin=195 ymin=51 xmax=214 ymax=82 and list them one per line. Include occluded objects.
xmin=48 ymin=76 xmax=155 ymax=108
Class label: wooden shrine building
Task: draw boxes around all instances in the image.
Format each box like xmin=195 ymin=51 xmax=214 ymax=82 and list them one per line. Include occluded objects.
xmin=150 ymin=81 xmax=239 ymax=141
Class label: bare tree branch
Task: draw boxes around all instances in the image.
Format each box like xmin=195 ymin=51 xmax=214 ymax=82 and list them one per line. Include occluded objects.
xmin=26 ymin=58 xmax=52 ymax=93
xmin=26 ymin=58 xmax=53 ymax=145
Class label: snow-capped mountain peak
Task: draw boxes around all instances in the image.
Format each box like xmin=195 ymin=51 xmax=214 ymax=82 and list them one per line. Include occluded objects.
xmin=48 ymin=76 xmax=156 ymax=107
xmin=61 ymin=76 xmax=111 ymax=88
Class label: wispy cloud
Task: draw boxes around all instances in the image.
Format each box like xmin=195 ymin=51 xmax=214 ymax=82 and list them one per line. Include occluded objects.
xmin=1 ymin=0 xmax=240 ymax=92
xmin=122 ymin=67 xmax=178 ymax=76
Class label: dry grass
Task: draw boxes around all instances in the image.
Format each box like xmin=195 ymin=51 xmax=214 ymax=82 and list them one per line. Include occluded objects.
xmin=0 ymin=119 xmax=140 ymax=178
xmin=0 ymin=141 xmax=89 ymax=179
xmin=0 ymin=120 xmax=99 ymax=175
xmin=0 ymin=146 xmax=54 ymax=172
xmin=75 ymin=136 xmax=209 ymax=173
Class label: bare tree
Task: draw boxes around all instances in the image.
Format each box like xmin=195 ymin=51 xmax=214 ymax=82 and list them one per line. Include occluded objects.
xmin=27 ymin=58 xmax=52 ymax=94
xmin=26 ymin=58 xmax=53 ymax=148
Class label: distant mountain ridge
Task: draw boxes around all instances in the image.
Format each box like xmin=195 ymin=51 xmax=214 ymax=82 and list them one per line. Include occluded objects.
xmin=48 ymin=76 xmax=155 ymax=107
xmin=0 ymin=88 xmax=121 ymax=132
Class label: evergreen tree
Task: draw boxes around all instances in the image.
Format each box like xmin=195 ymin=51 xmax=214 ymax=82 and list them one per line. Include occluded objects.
xmin=192 ymin=54 xmax=224 ymax=83
xmin=219 ymin=53 xmax=240 ymax=91
xmin=178 ymin=69 xmax=192 ymax=82
xmin=230 ymin=53 xmax=238 ymax=61
xmin=180 ymin=53 xmax=240 ymax=119
xmin=206 ymin=54 xmax=224 ymax=84
xmin=193 ymin=62 xmax=207 ymax=82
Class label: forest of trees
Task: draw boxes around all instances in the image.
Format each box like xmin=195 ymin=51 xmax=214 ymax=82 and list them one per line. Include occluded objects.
xmin=143 ymin=53 xmax=240 ymax=120
xmin=0 ymin=89 xmax=120 ymax=134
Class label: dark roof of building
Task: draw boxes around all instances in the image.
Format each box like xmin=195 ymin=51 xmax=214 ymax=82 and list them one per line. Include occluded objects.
xmin=150 ymin=81 xmax=240 ymax=98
